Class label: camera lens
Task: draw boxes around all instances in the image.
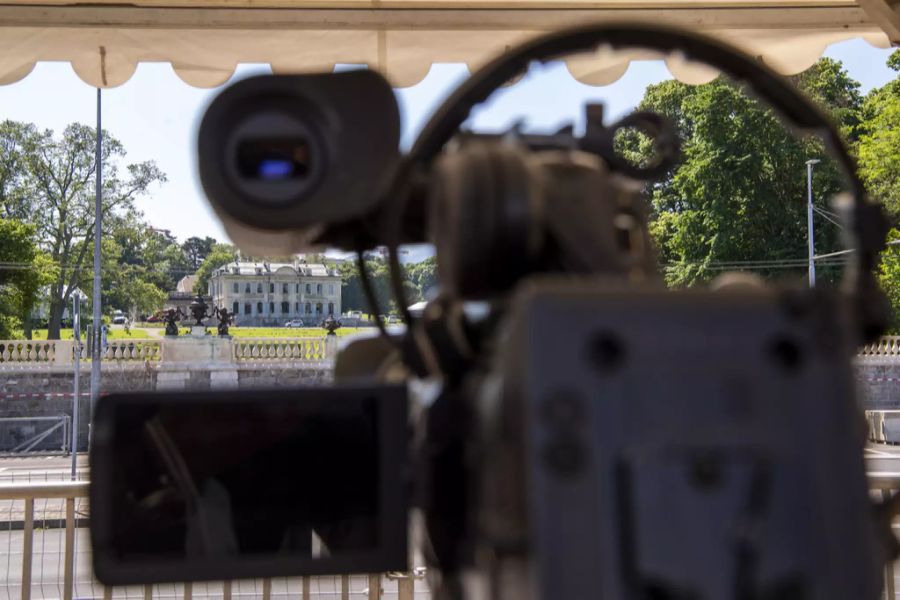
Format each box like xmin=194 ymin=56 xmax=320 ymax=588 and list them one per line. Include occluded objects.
xmin=223 ymin=108 xmax=327 ymax=208
xmin=198 ymin=71 xmax=401 ymax=236
xmin=236 ymin=138 xmax=311 ymax=181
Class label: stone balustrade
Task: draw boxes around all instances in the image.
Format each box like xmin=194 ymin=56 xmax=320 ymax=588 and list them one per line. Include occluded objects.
xmin=0 ymin=341 xmax=59 ymax=364
xmin=3 ymin=335 xmax=900 ymax=368
xmin=0 ymin=336 xmax=334 ymax=368
xmin=233 ymin=337 xmax=333 ymax=362
xmin=859 ymin=335 xmax=900 ymax=358
xmin=77 ymin=340 xmax=163 ymax=362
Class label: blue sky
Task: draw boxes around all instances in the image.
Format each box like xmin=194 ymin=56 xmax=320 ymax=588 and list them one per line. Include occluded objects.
xmin=0 ymin=38 xmax=895 ymax=244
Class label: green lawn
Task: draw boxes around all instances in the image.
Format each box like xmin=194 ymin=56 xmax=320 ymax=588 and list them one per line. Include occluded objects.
xmin=27 ymin=326 xmax=372 ymax=340
xmin=30 ymin=328 xmax=157 ymax=340
xmin=227 ymin=327 xmax=370 ymax=338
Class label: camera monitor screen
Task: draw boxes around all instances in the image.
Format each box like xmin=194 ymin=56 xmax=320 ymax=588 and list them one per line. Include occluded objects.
xmin=90 ymin=386 xmax=408 ymax=585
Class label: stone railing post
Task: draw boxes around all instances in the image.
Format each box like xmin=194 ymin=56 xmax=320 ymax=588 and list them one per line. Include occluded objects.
xmin=54 ymin=340 xmax=74 ymax=367
xmin=324 ymin=335 xmax=338 ymax=359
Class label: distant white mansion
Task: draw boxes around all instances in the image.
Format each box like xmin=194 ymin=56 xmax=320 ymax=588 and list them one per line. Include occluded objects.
xmin=208 ymin=260 xmax=341 ymax=327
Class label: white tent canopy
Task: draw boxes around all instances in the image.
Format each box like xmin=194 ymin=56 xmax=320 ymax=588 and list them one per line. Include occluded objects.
xmin=0 ymin=1 xmax=897 ymax=88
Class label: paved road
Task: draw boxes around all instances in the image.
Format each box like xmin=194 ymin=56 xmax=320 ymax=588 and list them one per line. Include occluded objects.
xmin=0 ymin=454 xmax=87 ymax=484
xmin=866 ymin=443 xmax=900 ymax=473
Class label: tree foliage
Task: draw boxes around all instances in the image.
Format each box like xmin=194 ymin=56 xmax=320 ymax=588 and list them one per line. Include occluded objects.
xmin=338 ymin=256 xmax=434 ymax=314
xmin=877 ymin=228 xmax=900 ymax=332
xmin=0 ymin=218 xmax=56 ymax=338
xmin=620 ymin=59 xmax=860 ymax=287
xmin=100 ymin=215 xmax=180 ymax=318
xmin=0 ymin=121 xmax=166 ymax=338
xmin=193 ymin=243 xmax=237 ymax=295
xmin=406 ymin=256 xmax=438 ymax=300
xmin=858 ymin=50 xmax=900 ymax=217
xmin=182 ymin=236 xmax=217 ymax=271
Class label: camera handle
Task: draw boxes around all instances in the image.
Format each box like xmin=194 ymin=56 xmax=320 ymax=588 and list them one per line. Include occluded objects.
xmin=379 ymin=22 xmax=890 ymax=343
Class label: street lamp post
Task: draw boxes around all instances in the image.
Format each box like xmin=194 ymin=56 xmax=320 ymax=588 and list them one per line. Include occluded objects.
xmin=91 ymin=88 xmax=103 ymax=429
xmin=806 ymin=159 xmax=820 ymax=287
xmin=71 ymin=291 xmax=82 ymax=479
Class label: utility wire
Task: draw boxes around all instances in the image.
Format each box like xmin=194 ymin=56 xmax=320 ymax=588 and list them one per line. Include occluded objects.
xmin=813 ymin=206 xmax=846 ymax=230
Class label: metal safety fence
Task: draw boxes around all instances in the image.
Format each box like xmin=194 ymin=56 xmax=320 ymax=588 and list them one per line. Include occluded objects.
xmin=869 ymin=472 xmax=900 ymax=600
xmin=6 ymin=475 xmax=900 ymax=599
xmin=0 ymin=481 xmax=429 ymax=600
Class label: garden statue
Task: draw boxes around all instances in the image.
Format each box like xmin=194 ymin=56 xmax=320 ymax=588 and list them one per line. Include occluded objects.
xmin=162 ymin=307 xmax=185 ymax=337
xmin=214 ymin=306 xmax=233 ymax=337
xmin=322 ymin=314 xmax=341 ymax=336
xmin=188 ymin=295 xmax=211 ymax=326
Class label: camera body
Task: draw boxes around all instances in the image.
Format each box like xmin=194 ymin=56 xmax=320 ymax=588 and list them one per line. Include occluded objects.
xmin=467 ymin=281 xmax=880 ymax=600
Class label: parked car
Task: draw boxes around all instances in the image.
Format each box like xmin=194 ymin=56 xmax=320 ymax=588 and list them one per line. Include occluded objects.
xmin=111 ymin=311 xmax=126 ymax=325
xmin=145 ymin=313 xmax=161 ymax=323
xmin=283 ymin=319 xmax=305 ymax=327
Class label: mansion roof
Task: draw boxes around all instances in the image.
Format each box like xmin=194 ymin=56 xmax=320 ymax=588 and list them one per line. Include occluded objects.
xmin=212 ymin=261 xmax=338 ymax=278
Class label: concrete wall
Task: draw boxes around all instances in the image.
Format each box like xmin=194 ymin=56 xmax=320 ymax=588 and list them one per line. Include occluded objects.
xmin=0 ymin=358 xmax=895 ymax=452
xmin=0 ymin=362 xmax=331 ymax=451
xmin=856 ymin=359 xmax=900 ymax=410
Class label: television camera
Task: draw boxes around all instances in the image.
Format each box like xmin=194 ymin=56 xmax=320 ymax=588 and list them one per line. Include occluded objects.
xmin=91 ymin=23 xmax=898 ymax=600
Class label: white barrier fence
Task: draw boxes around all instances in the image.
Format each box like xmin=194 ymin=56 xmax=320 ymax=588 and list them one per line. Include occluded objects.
xmin=3 ymin=477 xmax=900 ymax=600
xmin=0 ymin=481 xmax=428 ymax=600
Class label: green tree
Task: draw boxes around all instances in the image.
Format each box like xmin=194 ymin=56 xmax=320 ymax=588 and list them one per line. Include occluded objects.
xmin=108 ymin=214 xmax=193 ymax=294
xmin=621 ymin=59 xmax=860 ymax=286
xmin=877 ymin=228 xmax=900 ymax=333
xmin=0 ymin=218 xmax=57 ymax=338
xmin=337 ymin=260 xmax=365 ymax=312
xmin=337 ymin=258 xmax=395 ymax=314
xmin=406 ymin=256 xmax=437 ymax=300
xmin=858 ymin=50 xmax=900 ymax=218
xmin=0 ymin=122 xmax=37 ymax=216
xmin=193 ymin=243 xmax=237 ymax=295
xmin=0 ymin=121 xmax=166 ymax=338
xmin=98 ymin=215 xmax=178 ymax=318
xmin=181 ymin=236 xmax=217 ymax=271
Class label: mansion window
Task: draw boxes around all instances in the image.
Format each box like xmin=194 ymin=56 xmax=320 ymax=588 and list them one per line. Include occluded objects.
xmin=305 ymin=303 xmax=312 ymax=314
xmin=281 ymin=301 xmax=289 ymax=314
xmin=232 ymin=302 xmax=239 ymax=314
xmin=306 ymin=283 xmax=311 ymax=294
xmin=328 ymin=284 xmax=334 ymax=295
xmin=233 ymin=282 xmax=239 ymax=294
xmin=257 ymin=283 xmax=263 ymax=294
xmin=269 ymin=301 xmax=275 ymax=314
xmin=270 ymin=283 xmax=275 ymax=293
xmin=316 ymin=284 xmax=323 ymax=295
xmin=244 ymin=303 xmax=252 ymax=315
xmin=316 ymin=302 xmax=323 ymax=315
xmin=328 ymin=302 xmax=334 ymax=315
xmin=283 ymin=283 xmax=289 ymax=294
xmin=257 ymin=302 xmax=263 ymax=314
xmin=245 ymin=283 xmax=251 ymax=294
